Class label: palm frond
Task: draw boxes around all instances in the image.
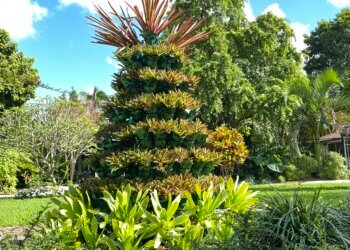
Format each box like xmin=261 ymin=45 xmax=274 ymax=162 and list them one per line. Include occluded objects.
xmin=314 ymin=68 xmax=341 ymax=98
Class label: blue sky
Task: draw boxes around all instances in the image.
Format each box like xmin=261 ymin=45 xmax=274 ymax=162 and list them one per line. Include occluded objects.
xmin=0 ymin=0 xmax=349 ymax=97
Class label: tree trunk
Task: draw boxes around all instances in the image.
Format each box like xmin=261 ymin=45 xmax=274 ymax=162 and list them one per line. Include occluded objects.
xmin=70 ymin=158 xmax=77 ymax=182
xmin=290 ymin=121 xmax=302 ymax=157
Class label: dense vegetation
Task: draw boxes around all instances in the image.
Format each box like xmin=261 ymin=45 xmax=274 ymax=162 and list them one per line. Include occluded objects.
xmin=1 ymin=0 xmax=350 ymax=249
xmin=0 ymin=29 xmax=40 ymax=112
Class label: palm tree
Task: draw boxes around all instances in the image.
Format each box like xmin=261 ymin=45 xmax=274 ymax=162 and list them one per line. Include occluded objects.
xmin=80 ymin=87 xmax=109 ymax=110
xmin=80 ymin=87 xmax=109 ymax=122
xmin=289 ymin=69 xmax=350 ymax=161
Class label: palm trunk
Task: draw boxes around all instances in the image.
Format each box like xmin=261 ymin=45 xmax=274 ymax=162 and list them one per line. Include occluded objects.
xmin=290 ymin=121 xmax=302 ymax=157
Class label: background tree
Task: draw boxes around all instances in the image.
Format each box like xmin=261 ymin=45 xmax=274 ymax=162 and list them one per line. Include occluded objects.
xmin=175 ymin=4 xmax=303 ymax=139
xmin=0 ymin=29 xmax=40 ymax=111
xmin=80 ymin=86 xmax=109 ymax=121
xmin=175 ymin=0 xmax=248 ymax=128
xmin=289 ymin=69 xmax=350 ymax=161
xmin=174 ymin=3 xmax=304 ymax=173
xmin=304 ymin=9 xmax=350 ymax=79
xmin=0 ymin=99 xmax=98 ymax=184
xmin=80 ymin=86 xmax=109 ymax=111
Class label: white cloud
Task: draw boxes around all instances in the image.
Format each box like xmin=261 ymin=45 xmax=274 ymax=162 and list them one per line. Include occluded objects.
xmin=106 ymin=56 xmax=120 ymax=70
xmin=290 ymin=22 xmax=310 ymax=52
xmin=85 ymin=86 xmax=95 ymax=95
xmin=244 ymin=1 xmax=255 ymax=22
xmin=0 ymin=0 xmax=47 ymax=40
xmin=262 ymin=3 xmax=286 ymax=18
xmin=59 ymin=0 xmax=142 ymax=14
xmin=327 ymin=0 xmax=350 ymax=8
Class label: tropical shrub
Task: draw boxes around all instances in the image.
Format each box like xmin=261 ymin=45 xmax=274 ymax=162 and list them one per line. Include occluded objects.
xmin=44 ymin=178 xmax=258 ymax=249
xmin=284 ymin=164 xmax=307 ymax=181
xmin=0 ymin=147 xmax=36 ymax=193
xmin=207 ymin=125 xmax=248 ymax=176
xmin=320 ymin=152 xmax=350 ymax=180
xmin=292 ymin=154 xmax=319 ymax=178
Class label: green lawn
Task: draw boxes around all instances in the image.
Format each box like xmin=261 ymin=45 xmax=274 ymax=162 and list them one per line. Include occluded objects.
xmin=251 ymin=182 xmax=350 ymax=204
xmin=0 ymin=182 xmax=350 ymax=227
xmin=0 ymin=197 xmax=53 ymax=227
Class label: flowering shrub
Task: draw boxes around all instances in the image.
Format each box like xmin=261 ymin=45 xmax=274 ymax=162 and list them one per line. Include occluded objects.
xmin=207 ymin=125 xmax=248 ymax=175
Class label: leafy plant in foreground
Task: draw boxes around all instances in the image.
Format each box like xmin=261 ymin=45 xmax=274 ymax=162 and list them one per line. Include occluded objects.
xmin=44 ymin=178 xmax=258 ymax=249
xmin=256 ymin=189 xmax=350 ymax=248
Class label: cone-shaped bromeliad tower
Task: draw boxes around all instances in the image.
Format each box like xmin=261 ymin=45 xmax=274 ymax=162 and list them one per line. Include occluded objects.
xmin=89 ymin=0 xmax=223 ymax=180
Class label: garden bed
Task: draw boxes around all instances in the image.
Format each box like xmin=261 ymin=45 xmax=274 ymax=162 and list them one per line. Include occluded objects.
xmin=0 ymin=182 xmax=349 ymax=228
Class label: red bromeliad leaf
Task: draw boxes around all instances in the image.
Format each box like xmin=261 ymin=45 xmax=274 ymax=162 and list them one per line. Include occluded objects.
xmin=167 ymin=17 xmax=209 ymax=49
xmin=88 ymin=0 xmax=210 ymax=50
xmin=126 ymin=0 xmax=185 ymax=35
xmin=87 ymin=3 xmax=139 ymax=48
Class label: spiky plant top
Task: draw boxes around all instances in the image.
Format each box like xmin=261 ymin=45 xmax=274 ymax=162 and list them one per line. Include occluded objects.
xmin=90 ymin=0 xmax=223 ymax=180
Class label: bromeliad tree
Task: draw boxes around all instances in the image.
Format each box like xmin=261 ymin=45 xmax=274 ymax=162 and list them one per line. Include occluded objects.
xmin=89 ymin=0 xmax=247 ymax=180
xmin=0 ymin=29 xmax=40 ymax=112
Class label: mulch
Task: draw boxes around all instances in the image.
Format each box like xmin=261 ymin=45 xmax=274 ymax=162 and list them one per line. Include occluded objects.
xmin=0 ymin=226 xmax=26 ymax=241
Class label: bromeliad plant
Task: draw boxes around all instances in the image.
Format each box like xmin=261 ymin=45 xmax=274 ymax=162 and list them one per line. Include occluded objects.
xmin=44 ymin=178 xmax=258 ymax=249
xmin=88 ymin=0 xmax=209 ymax=49
xmin=89 ymin=0 xmax=243 ymax=181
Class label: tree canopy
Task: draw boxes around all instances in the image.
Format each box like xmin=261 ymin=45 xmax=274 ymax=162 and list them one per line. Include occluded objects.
xmin=304 ymin=9 xmax=350 ymax=78
xmin=0 ymin=99 xmax=98 ymax=184
xmin=0 ymin=29 xmax=40 ymax=111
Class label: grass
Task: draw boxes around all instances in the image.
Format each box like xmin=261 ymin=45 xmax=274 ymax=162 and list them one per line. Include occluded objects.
xmin=0 ymin=197 xmax=53 ymax=227
xmin=0 ymin=182 xmax=349 ymax=227
xmin=251 ymin=182 xmax=350 ymax=204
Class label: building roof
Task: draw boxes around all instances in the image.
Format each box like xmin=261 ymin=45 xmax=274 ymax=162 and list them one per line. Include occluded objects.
xmin=320 ymin=133 xmax=342 ymax=142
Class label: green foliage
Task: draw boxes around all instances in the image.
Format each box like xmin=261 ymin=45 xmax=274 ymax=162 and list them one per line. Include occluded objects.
xmin=117 ymin=44 xmax=186 ymax=70
xmin=112 ymin=68 xmax=198 ymax=97
xmin=176 ymin=2 xmax=303 ymax=181
xmin=0 ymin=99 xmax=99 ymax=184
xmin=320 ymin=152 xmax=350 ymax=180
xmin=0 ymin=147 xmax=36 ymax=192
xmin=304 ymin=9 xmax=350 ymax=78
xmin=114 ymin=119 xmax=209 ymax=149
xmin=0 ymin=29 xmax=40 ymax=111
xmin=254 ymin=190 xmax=350 ymax=248
xmin=107 ymin=91 xmax=200 ymax=124
xmin=289 ymin=69 xmax=350 ymax=160
xmin=44 ymin=179 xmax=258 ymax=249
xmin=231 ymin=14 xmax=302 ymax=86
xmin=284 ymin=164 xmax=307 ymax=181
xmin=107 ymin=148 xmax=223 ymax=178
